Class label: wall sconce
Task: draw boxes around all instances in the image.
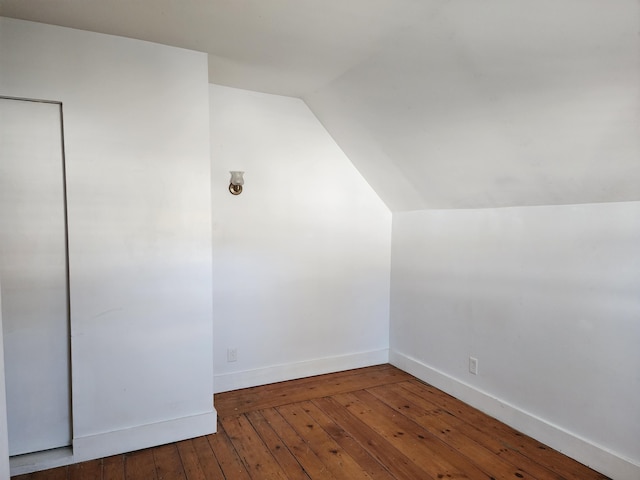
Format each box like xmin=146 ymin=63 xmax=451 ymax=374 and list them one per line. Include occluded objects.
xmin=229 ymin=171 xmax=245 ymax=195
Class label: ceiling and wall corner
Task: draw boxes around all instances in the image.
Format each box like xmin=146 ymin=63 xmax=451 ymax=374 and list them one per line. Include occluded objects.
xmin=305 ymin=0 xmax=640 ymax=210
xmin=1 ymin=0 xmax=638 ymax=211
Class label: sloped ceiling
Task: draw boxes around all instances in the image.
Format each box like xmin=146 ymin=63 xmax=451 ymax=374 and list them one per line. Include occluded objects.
xmin=1 ymin=0 xmax=638 ymax=210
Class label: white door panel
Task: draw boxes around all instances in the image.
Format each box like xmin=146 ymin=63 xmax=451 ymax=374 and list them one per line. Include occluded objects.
xmin=0 ymin=97 xmax=71 ymax=455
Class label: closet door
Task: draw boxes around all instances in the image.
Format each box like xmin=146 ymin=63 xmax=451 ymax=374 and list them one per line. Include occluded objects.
xmin=0 ymin=97 xmax=71 ymax=455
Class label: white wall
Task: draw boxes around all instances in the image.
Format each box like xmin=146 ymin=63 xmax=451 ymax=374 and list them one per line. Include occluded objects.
xmin=209 ymin=84 xmax=391 ymax=392
xmin=390 ymin=202 xmax=640 ymax=479
xmin=0 ymin=287 xmax=10 ymax=479
xmin=0 ymin=17 xmax=215 ymax=471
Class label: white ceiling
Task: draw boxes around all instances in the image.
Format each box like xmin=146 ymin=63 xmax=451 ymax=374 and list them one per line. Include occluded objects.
xmin=2 ymin=0 xmax=638 ymax=210
xmin=0 ymin=0 xmax=417 ymax=97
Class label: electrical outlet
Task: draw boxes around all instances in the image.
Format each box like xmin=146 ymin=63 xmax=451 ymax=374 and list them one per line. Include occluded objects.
xmin=227 ymin=348 xmax=237 ymax=363
xmin=469 ymin=356 xmax=478 ymax=375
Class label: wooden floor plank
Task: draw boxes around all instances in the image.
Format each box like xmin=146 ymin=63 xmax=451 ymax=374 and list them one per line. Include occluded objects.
xmin=11 ymin=365 xmax=611 ymax=480
xmin=214 ymin=365 xmax=412 ymax=417
xmin=220 ymin=414 xmax=289 ymax=480
xmin=313 ymin=396 xmax=435 ymax=480
xmin=402 ymin=379 xmax=609 ymax=480
xmin=393 ymin=382 xmax=566 ymax=480
xmin=32 ymin=468 xmax=67 ymax=480
xmin=125 ymin=449 xmax=158 ymax=480
xmin=301 ymin=400 xmax=395 ymax=480
xmin=335 ymin=390 xmax=493 ymax=479
xmin=368 ymin=383 xmax=535 ymax=480
xmin=261 ymin=407 xmax=338 ymax=480
xmin=189 ymin=436 xmax=225 ymax=480
xmin=153 ymin=443 xmax=186 ymax=480
xmin=69 ymin=459 xmax=102 ymax=480
xmin=206 ymin=428 xmax=252 ymax=480
xmin=276 ymin=402 xmax=374 ymax=480
xmin=103 ymin=455 xmax=125 ymax=480
xmin=245 ymin=410 xmax=310 ymax=480
xmin=175 ymin=439 xmax=209 ymax=480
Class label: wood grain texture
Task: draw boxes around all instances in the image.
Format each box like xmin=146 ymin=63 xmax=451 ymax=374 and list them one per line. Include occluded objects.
xmin=103 ymin=455 xmax=125 ymax=480
xmin=11 ymin=365 xmax=610 ymax=480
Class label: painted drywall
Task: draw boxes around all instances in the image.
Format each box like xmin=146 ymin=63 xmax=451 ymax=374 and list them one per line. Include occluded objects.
xmin=2 ymin=2 xmax=638 ymax=212
xmin=0 ymin=17 xmax=215 ymax=470
xmin=209 ymin=84 xmax=391 ymax=392
xmin=0 ymin=287 xmax=10 ymax=479
xmin=390 ymin=202 xmax=640 ymax=479
xmin=307 ymin=0 xmax=640 ymax=211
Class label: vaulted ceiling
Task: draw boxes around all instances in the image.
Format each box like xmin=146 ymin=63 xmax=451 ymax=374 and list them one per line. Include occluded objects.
xmin=2 ymin=0 xmax=638 ymax=210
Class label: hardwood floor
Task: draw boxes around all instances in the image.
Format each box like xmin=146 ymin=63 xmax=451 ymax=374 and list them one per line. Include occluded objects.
xmin=12 ymin=364 xmax=609 ymax=480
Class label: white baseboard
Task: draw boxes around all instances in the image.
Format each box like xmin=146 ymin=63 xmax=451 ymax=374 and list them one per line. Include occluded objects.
xmin=10 ymin=409 xmax=217 ymax=476
xmin=214 ymin=349 xmax=389 ymax=393
xmin=390 ymin=350 xmax=640 ymax=480
xmin=10 ymin=446 xmax=74 ymax=476
xmin=73 ymin=409 xmax=217 ymax=463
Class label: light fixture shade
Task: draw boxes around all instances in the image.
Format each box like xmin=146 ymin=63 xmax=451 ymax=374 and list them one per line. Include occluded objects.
xmin=228 ymin=171 xmax=245 ymax=195
xmin=230 ymin=171 xmax=244 ymax=186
